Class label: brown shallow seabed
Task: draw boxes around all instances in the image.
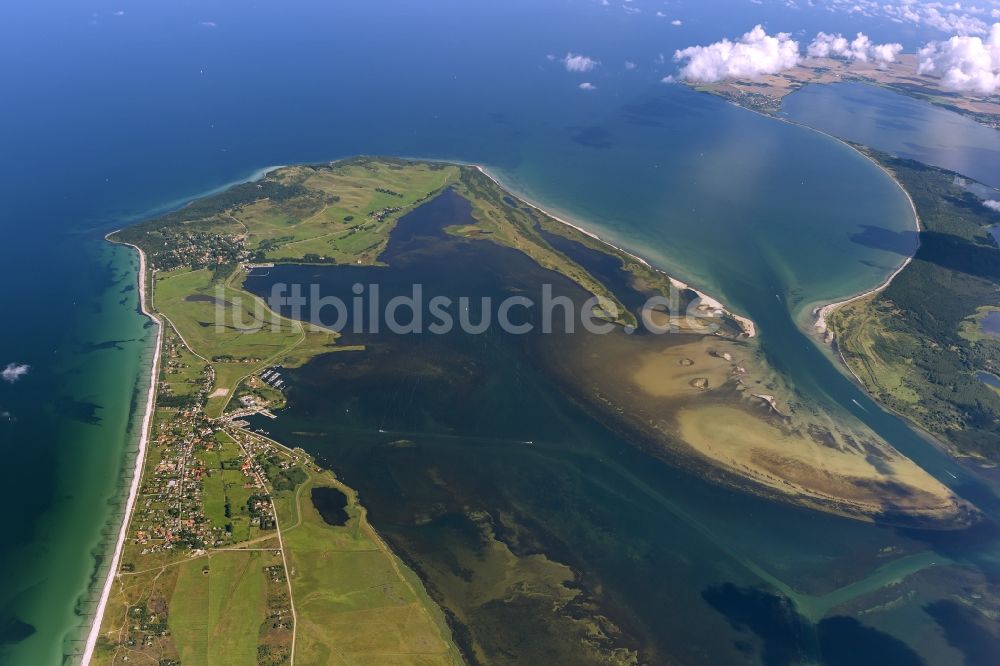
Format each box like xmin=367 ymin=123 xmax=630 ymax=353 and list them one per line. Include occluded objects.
xmin=529 ymin=324 xmax=977 ymax=529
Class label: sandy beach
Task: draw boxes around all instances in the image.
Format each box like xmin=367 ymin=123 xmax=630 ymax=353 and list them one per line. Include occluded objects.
xmin=695 ymin=92 xmax=923 ymax=339
xmin=81 ymin=238 xmax=163 ymax=665
xmin=474 ymin=165 xmax=758 ymax=338
xmin=685 ymin=86 xmax=923 ymax=340
xmin=812 ymin=155 xmax=922 ymax=336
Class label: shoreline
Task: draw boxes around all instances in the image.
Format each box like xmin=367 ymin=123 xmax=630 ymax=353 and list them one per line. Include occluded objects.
xmin=690 ymin=86 xmax=922 ymax=339
xmin=810 ymin=154 xmax=922 ymax=337
xmin=103 ymin=164 xmax=287 ymax=236
xmin=80 ymin=236 xmax=163 ymax=665
xmin=472 ymin=165 xmax=757 ymax=338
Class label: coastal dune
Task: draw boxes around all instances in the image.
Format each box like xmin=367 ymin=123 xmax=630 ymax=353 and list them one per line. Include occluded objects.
xmin=474 ymin=165 xmax=757 ymax=338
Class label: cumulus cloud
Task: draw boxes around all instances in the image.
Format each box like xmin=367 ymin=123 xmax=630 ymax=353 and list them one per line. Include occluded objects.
xmin=984 ymin=199 xmax=1000 ymax=211
xmin=871 ymin=42 xmax=905 ymax=63
xmin=918 ymin=23 xmax=1000 ymax=93
xmin=562 ymin=53 xmax=600 ymax=72
xmin=673 ymin=25 xmax=801 ymax=82
xmin=578 ymin=82 xmax=597 ymax=91
xmin=808 ymin=32 xmax=903 ymax=63
xmin=2 ymin=363 xmax=29 ymax=384
xmin=671 ymin=19 xmax=683 ymax=26
xmin=624 ymin=60 xmax=637 ymax=70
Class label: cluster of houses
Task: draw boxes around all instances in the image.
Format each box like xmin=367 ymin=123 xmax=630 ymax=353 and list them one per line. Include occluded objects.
xmin=150 ymin=230 xmax=252 ymax=271
xmin=369 ymin=205 xmax=402 ymax=222
xmin=127 ymin=369 xmax=285 ymax=557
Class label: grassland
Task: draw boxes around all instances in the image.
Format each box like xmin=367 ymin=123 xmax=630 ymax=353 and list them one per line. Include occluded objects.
xmin=168 ymin=549 xmax=274 ymax=665
xmin=245 ymin=434 xmax=463 ymax=665
xmin=829 ymin=149 xmax=1000 ymax=460
xmin=449 ymin=168 xmax=634 ymax=325
xmin=113 ymin=158 xmax=463 ymax=418
xmin=201 ymin=432 xmax=258 ymax=542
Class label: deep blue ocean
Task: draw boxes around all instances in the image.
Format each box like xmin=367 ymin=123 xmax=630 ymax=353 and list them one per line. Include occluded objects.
xmin=1 ymin=1 xmax=998 ymax=663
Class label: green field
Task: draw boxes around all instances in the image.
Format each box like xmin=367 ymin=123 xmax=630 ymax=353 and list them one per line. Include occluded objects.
xmin=200 ymin=432 xmax=259 ymax=543
xmin=151 ymin=267 xmax=319 ymax=417
xmin=250 ymin=160 xmax=460 ymax=264
xmin=169 ymin=550 xmax=276 ymax=666
xmin=159 ymin=326 xmax=208 ymax=399
xmin=267 ymin=456 xmax=463 ymax=665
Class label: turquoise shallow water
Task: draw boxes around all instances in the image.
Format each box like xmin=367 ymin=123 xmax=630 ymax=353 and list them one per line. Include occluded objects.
xmin=0 ymin=240 xmax=154 ymax=661
xmin=491 ymin=86 xmax=918 ymax=326
xmin=1 ymin=1 xmax=998 ymax=663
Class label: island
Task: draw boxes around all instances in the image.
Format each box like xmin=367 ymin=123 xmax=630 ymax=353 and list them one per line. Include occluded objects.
xmin=84 ymin=157 xmax=976 ymax=666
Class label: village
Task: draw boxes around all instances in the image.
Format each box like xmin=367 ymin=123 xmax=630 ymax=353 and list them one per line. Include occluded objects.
xmin=127 ymin=330 xmax=295 ymax=556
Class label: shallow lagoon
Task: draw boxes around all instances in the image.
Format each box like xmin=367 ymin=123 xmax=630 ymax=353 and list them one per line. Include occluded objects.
xmin=246 ymin=190 xmax=1000 ymax=664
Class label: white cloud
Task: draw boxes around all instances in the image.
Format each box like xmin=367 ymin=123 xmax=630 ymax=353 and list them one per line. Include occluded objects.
xmin=625 ymin=60 xmax=637 ymax=70
xmin=579 ymin=82 xmax=598 ymax=90
xmin=673 ymin=25 xmax=801 ymax=82
xmin=563 ymin=53 xmax=600 ymax=72
xmin=808 ymin=32 xmax=902 ymax=63
xmin=824 ymin=0 xmax=989 ymax=35
xmin=2 ymin=363 xmax=29 ymax=384
xmin=661 ymin=75 xmax=677 ymax=83
xmin=871 ymin=42 xmax=904 ymax=63
xmin=918 ymin=23 xmax=1000 ymax=93
xmin=921 ymin=7 xmax=988 ymax=35
xmin=671 ymin=19 xmax=683 ymax=26
xmin=199 ymin=21 xmax=218 ymax=28
xmin=984 ymin=199 xmax=1000 ymax=211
